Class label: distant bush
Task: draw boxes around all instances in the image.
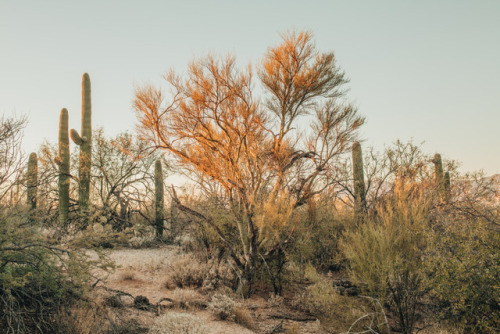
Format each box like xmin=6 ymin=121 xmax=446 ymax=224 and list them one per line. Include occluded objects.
xmin=149 ymin=312 xmax=207 ymax=334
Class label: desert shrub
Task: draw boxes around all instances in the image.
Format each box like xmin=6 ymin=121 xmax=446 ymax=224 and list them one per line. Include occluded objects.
xmin=234 ymin=307 xmax=256 ymax=330
xmin=164 ymin=254 xmax=209 ymax=288
xmin=49 ymin=305 xmax=105 ymax=334
xmin=208 ymin=292 xmax=237 ymax=320
xmin=0 ymin=209 xmax=113 ymax=333
xmin=68 ymin=217 xmax=157 ymax=249
xmin=267 ymin=293 xmax=284 ymax=308
xmin=341 ymin=183 xmax=430 ymax=334
xmin=164 ymin=254 xmax=236 ymax=291
xmin=171 ymin=288 xmax=207 ymax=310
xmin=289 ymin=197 xmax=351 ymax=272
xmin=291 ymin=277 xmax=369 ymax=333
xmin=427 ymin=218 xmax=500 ymax=333
xmin=149 ymin=312 xmax=207 ymax=334
xmin=118 ymin=267 xmax=137 ymax=281
xmin=50 ymin=303 xmax=149 ymax=334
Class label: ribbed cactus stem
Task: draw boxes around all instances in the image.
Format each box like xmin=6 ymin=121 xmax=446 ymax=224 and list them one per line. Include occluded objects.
xmin=352 ymin=141 xmax=366 ymax=219
xmin=59 ymin=108 xmax=70 ymax=224
xmin=444 ymin=171 xmax=451 ymax=203
xmin=432 ymin=153 xmax=446 ymax=200
xmin=71 ymin=73 xmax=92 ymax=212
xmin=155 ymin=160 xmax=164 ymax=238
xmin=27 ymin=152 xmax=38 ymax=210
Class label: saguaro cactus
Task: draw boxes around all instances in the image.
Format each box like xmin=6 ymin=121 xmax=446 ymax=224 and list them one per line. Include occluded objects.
xmin=444 ymin=171 xmax=451 ymax=203
xmin=70 ymin=73 xmax=92 ymax=212
xmin=155 ymin=160 xmax=164 ymax=238
xmin=432 ymin=153 xmax=446 ymax=201
xmin=352 ymin=141 xmax=366 ymax=219
xmin=56 ymin=108 xmax=70 ymax=224
xmin=27 ymin=152 xmax=38 ymax=210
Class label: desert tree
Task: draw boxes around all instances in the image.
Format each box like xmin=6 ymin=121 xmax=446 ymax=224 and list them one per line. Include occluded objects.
xmin=134 ymin=31 xmax=365 ymax=294
xmin=91 ymin=128 xmax=164 ymax=229
xmin=36 ymin=129 xmax=166 ymax=230
xmin=0 ymin=115 xmax=27 ymax=206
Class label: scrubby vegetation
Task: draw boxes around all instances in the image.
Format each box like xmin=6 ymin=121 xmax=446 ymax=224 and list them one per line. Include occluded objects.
xmin=1 ymin=30 xmax=498 ymax=333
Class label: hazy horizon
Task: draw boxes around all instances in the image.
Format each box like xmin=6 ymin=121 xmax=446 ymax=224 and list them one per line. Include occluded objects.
xmin=1 ymin=0 xmax=499 ymax=175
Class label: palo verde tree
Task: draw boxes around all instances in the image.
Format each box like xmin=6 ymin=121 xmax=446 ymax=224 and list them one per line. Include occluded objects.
xmin=134 ymin=31 xmax=365 ymax=294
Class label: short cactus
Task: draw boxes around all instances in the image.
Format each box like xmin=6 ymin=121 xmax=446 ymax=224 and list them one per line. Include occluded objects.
xmin=27 ymin=152 xmax=38 ymax=210
xmin=70 ymin=73 xmax=92 ymax=212
xmin=155 ymin=159 xmax=164 ymax=238
xmin=352 ymin=141 xmax=366 ymax=219
xmin=57 ymin=108 xmax=70 ymax=224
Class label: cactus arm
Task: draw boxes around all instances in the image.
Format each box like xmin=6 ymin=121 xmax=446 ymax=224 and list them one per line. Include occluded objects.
xmin=70 ymin=129 xmax=85 ymax=145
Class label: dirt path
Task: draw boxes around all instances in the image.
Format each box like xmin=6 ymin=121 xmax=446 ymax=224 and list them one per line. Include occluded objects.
xmin=96 ymin=246 xmax=323 ymax=333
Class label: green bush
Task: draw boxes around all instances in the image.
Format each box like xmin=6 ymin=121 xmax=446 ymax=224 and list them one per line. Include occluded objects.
xmin=0 ymin=209 xmax=112 ymax=333
xmin=341 ymin=184 xmax=431 ymax=334
xmin=291 ymin=273 xmax=377 ymax=333
xmin=427 ymin=218 xmax=500 ymax=333
xmin=288 ymin=197 xmax=350 ymax=272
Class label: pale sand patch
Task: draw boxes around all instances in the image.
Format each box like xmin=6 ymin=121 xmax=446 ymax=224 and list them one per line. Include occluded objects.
xmin=97 ymin=246 xmax=323 ymax=333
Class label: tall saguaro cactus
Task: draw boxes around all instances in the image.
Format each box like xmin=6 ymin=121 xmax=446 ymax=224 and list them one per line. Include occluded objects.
xmin=70 ymin=73 xmax=92 ymax=212
xmin=155 ymin=160 xmax=164 ymax=238
xmin=444 ymin=171 xmax=451 ymax=203
xmin=27 ymin=152 xmax=38 ymax=210
xmin=432 ymin=153 xmax=446 ymax=201
xmin=352 ymin=141 xmax=366 ymax=219
xmin=57 ymin=108 xmax=70 ymax=224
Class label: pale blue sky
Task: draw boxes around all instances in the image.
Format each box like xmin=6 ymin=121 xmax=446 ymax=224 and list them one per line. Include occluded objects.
xmin=1 ymin=0 xmax=499 ymax=175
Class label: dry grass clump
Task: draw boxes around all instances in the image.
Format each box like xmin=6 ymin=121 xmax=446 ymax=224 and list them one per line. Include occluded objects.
xmin=119 ymin=267 xmax=137 ymax=281
xmin=149 ymin=312 xmax=208 ymax=334
xmin=285 ymin=323 xmax=301 ymax=334
xmin=51 ymin=304 xmax=148 ymax=334
xmin=267 ymin=293 xmax=285 ymax=308
xmin=234 ymin=307 xmax=256 ymax=330
xmin=164 ymin=254 xmax=209 ymax=289
xmin=172 ymin=288 xmax=207 ymax=310
xmin=207 ymin=292 xmax=237 ymax=320
xmin=51 ymin=306 xmax=106 ymax=334
xmin=128 ymin=235 xmax=158 ymax=249
xmin=164 ymin=254 xmax=236 ymax=290
xmin=291 ymin=279 xmax=362 ymax=332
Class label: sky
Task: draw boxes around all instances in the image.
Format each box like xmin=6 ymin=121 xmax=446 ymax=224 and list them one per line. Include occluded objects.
xmin=1 ymin=0 xmax=499 ymax=175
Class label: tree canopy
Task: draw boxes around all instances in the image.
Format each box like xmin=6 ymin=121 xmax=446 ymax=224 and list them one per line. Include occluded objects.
xmin=134 ymin=31 xmax=365 ymax=293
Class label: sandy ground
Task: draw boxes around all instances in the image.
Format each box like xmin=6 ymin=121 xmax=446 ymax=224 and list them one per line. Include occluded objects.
xmin=93 ymin=245 xmax=323 ymax=334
